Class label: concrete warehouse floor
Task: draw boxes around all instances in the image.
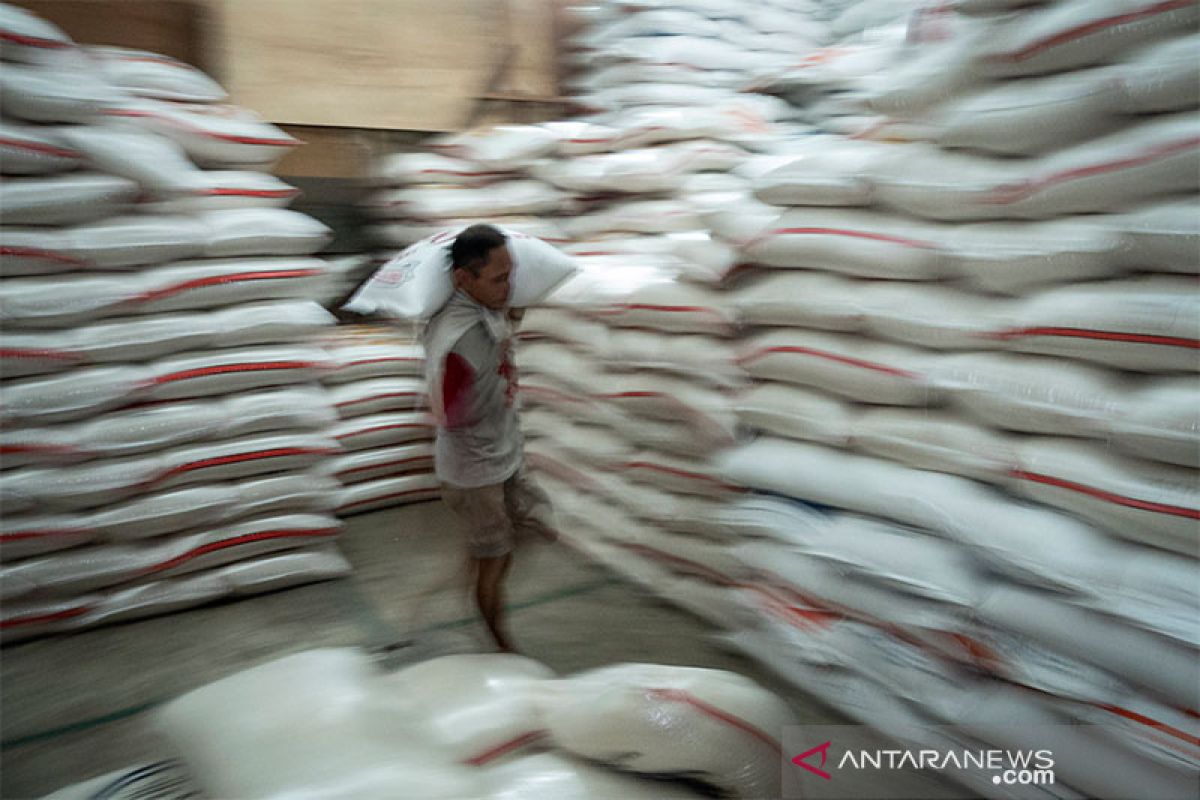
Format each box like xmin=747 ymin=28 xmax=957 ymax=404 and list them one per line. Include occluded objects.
xmin=0 ymin=500 xmax=958 ymax=799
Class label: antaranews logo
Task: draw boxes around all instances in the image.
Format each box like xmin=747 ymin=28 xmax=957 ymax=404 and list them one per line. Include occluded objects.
xmin=785 ymin=731 xmax=1058 ymax=800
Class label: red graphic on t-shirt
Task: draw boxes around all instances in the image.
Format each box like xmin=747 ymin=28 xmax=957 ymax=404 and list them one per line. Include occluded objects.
xmin=498 ymin=339 xmax=517 ymax=406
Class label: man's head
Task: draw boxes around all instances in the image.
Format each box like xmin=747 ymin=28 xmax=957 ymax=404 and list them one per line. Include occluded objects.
xmin=450 ymin=224 xmax=511 ymax=310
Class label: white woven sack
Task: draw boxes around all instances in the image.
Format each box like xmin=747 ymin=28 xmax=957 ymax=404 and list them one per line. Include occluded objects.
xmin=87 ymin=46 xmax=226 ymax=102
xmin=329 ymin=412 xmax=431 ymax=452
xmin=594 ymin=281 xmax=736 ymax=336
xmin=1112 ymin=377 xmax=1200 ymax=468
xmin=0 ymin=301 xmax=334 ymax=378
xmin=943 ymin=218 xmax=1126 ymax=294
xmin=2 ymin=344 xmax=332 ymax=425
xmin=0 ymin=513 xmax=341 ymax=600
xmin=0 ymin=433 xmax=339 ymax=513
xmin=515 ymin=341 xmax=603 ymax=397
xmin=320 ymin=443 xmax=433 ymax=485
xmin=931 ymin=69 xmax=1117 ymax=156
xmin=720 ymin=436 xmax=1123 ymax=598
xmin=977 ymin=583 xmax=1200 ymax=710
xmin=517 ymin=306 xmax=607 ymax=351
xmin=375 ymin=152 xmax=505 ymax=187
xmin=0 ymin=119 xmax=79 ymax=174
xmin=736 ymin=382 xmax=854 ymax=447
xmin=336 ymin=472 xmax=440 ymax=515
xmin=618 ymin=450 xmax=741 ymax=498
xmin=976 ymin=0 xmax=1200 ymax=78
xmin=619 ymin=413 xmax=733 ymax=458
xmin=740 ymin=208 xmax=950 ymax=280
xmin=0 ymin=216 xmax=208 ymax=276
xmin=143 ymin=171 xmax=300 ymax=213
xmin=145 ymin=345 xmax=334 ymax=401
xmin=864 ymin=14 xmax=988 ymax=117
xmin=344 ymin=227 xmax=577 ymax=321
xmin=750 ymin=137 xmax=887 ymax=206
xmin=1109 ymin=32 xmax=1200 ymax=113
xmin=59 ymin=124 xmax=201 ymax=197
xmin=732 ymin=271 xmax=863 ymax=331
xmin=200 ymin=208 xmax=332 ymax=257
xmin=594 ymin=372 xmax=737 ymax=438
xmin=1080 ymin=547 xmax=1200 ymax=649
xmin=109 ymin=98 xmax=299 ymax=168
xmin=661 ymin=231 xmax=740 ymax=285
xmin=540 ymin=663 xmax=790 ymax=800
xmin=0 ymin=3 xmax=74 ymax=63
xmin=369 ymin=180 xmax=567 ymax=221
xmin=0 ymin=473 xmax=341 ymax=561
xmin=429 ymin=124 xmax=559 ymax=169
xmin=1013 ymin=437 xmax=1199 ymax=556
xmin=377 ymin=654 xmax=556 ymax=766
xmin=1062 ymin=689 xmax=1200 ymax=775
xmin=534 ymin=140 xmax=746 ymax=194
xmin=931 ymin=352 xmax=1125 ymax=437
xmin=0 ymin=258 xmax=328 ymax=328
xmin=156 ymin=649 xmax=487 ymax=799
xmin=321 ymin=342 xmax=424 ymax=383
xmin=1109 ymin=199 xmax=1200 ymax=273
xmin=327 ymin=377 xmax=425 ymax=418
xmin=999 ymin=277 xmax=1200 ymax=372
xmin=563 ymin=200 xmax=703 ymax=238
xmin=0 ymin=57 xmax=120 ymax=122
xmin=1 ymin=173 xmax=138 ymax=226
xmin=720 ymin=493 xmax=831 ymax=548
xmin=873 ymin=113 xmax=1200 ymax=220
xmin=851 ymin=409 xmax=1020 ymax=483
xmin=738 ymin=330 xmax=940 ymax=406
xmin=482 ymin=752 xmax=704 ymax=799
xmin=602 ymin=329 xmax=740 ymax=388
xmin=858 ymin=283 xmax=1015 ymax=350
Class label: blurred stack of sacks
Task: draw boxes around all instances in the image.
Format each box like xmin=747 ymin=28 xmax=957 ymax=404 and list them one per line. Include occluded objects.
xmin=0 ymin=4 xmax=352 ymax=642
xmin=517 ymin=254 xmax=748 ymax=627
xmin=315 ymin=325 xmax=438 ymax=516
xmin=707 ymin=1 xmax=1199 ymax=796
xmin=148 ymin=648 xmax=793 ymax=799
xmin=367 ymin=126 xmax=574 ymax=252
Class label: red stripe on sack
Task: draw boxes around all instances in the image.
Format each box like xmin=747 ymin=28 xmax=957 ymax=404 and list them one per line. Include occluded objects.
xmin=0 ymin=528 xmax=88 ymax=542
xmin=988 ymin=0 xmax=1195 ymax=63
xmin=106 ymin=109 xmax=297 ymax=147
xmin=149 ymin=360 xmax=317 ymax=386
xmin=1095 ymin=704 xmax=1200 ymax=749
xmin=988 ymin=327 xmax=1199 ymax=349
xmin=1010 ymin=470 xmax=1200 ymax=519
xmin=768 ymin=227 xmax=936 ymax=250
xmin=618 ymin=542 xmax=738 ymax=587
xmin=201 ymin=188 xmax=299 ymax=198
xmin=1 ymin=605 xmax=90 ymax=628
xmin=129 ymin=268 xmax=319 ymax=303
xmin=737 ymin=345 xmax=918 ymax=378
xmin=345 ymin=357 xmax=422 ymax=367
xmin=152 ymin=447 xmax=337 ymax=486
xmin=340 ymin=487 xmax=440 ymax=511
xmin=0 ymin=246 xmax=86 ymax=266
xmin=0 ymin=348 xmax=82 ymax=362
xmin=986 ymin=137 xmax=1200 ymax=204
xmin=336 ymin=392 xmax=423 ymax=409
xmin=338 ymin=456 xmax=432 ymax=478
xmin=646 ymin=688 xmax=784 ymax=755
xmin=0 ymin=137 xmax=80 ymax=159
xmin=0 ymin=443 xmax=81 ymax=454
xmin=142 ymin=527 xmax=337 ymax=575
xmin=464 ymin=730 xmax=548 ymax=766
xmin=0 ymin=30 xmax=71 ymax=49
xmin=336 ymin=423 xmax=429 ymax=440
xmin=623 ymin=461 xmax=739 ymax=491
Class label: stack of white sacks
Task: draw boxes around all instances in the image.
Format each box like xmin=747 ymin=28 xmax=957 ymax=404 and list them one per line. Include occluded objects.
xmin=146 ymin=649 xmax=793 ymax=800
xmin=0 ymin=5 xmax=356 ymax=642
xmin=317 ymin=324 xmax=439 ymax=515
xmin=517 ymin=15 xmax=780 ymax=618
xmin=709 ymin=1 xmax=1199 ymax=797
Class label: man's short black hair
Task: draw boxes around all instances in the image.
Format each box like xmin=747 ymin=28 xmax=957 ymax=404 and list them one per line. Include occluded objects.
xmin=450 ymin=224 xmax=508 ymax=276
